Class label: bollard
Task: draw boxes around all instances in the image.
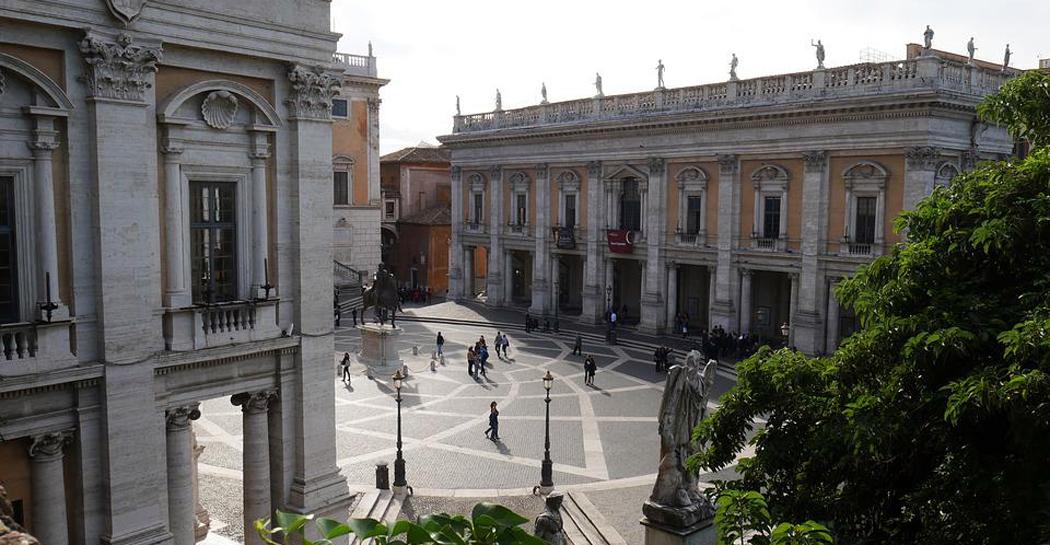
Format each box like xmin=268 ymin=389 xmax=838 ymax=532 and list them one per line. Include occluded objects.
xmin=412 ymin=346 xmax=419 ymax=356
xmin=439 ymin=354 xmax=446 ymax=365
xmin=375 ymin=462 xmax=390 ymax=490
xmin=430 ymin=359 xmax=436 ymax=372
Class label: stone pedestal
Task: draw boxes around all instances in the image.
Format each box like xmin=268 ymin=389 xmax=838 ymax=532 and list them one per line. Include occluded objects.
xmin=641 ymin=517 xmax=716 ymax=545
xmin=359 ymin=324 xmax=404 ymax=373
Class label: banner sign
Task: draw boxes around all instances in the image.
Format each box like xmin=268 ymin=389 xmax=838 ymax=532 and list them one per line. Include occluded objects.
xmin=556 ymin=227 xmax=576 ymax=249
xmin=606 ymin=230 xmax=634 ymax=254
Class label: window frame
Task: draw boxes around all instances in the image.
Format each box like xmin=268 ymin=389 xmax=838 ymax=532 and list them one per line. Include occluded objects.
xmin=331 ymin=98 xmax=349 ymax=118
xmin=181 ymin=168 xmax=252 ymax=304
xmin=0 ymin=163 xmax=35 ymax=322
xmin=333 ymin=171 xmax=350 ymax=206
xmin=675 ymin=166 xmax=709 ymax=244
xmin=750 ymin=164 xmax=790 ymax=251
xmin=556 ymin=170 xmax=581 ymax=230
xmin=840 ymin=161 xmax=888 ymax=257
xmin=189 ymin=180 xmax=239 ymax=304
xmin=0 ymin=175 xmax=19 ymax=324
xmin=333 ymin=155 xmax=355 ymax=207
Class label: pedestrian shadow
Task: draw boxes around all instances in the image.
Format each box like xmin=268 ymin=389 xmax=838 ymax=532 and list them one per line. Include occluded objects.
xmin=587 ymin=384 xmax=611 ymax=396
xmin=493 ymin=439 xmax=511 ymax=456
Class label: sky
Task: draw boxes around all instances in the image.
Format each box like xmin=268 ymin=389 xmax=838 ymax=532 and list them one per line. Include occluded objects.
xmin=331 ymin=0 xmax=1049 ymax=156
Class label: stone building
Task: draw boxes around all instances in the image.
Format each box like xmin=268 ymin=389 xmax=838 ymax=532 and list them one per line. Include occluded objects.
xmin=379 ymin=144 xmax=452 ymax=292
xmin=440 ymin=44 xmax=1016 ymax=355
xmin=332 ymin=51 xmax=387 ymax=274
xmin=0 ymin=1 xmax=351 ymax=544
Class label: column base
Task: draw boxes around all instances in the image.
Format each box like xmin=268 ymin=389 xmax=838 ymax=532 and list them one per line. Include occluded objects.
xmin=287 ymin=471 xmax=353 ymax=514
xmin=641 ymin=517 xmax=716 ymax=545
xmin=708 ymin=301 xmax=735 ymax=331
xmin=638 ymin=294 xmax=664 ymax=335
xmin=100 ymin=526 xmax=173 ymax=545
xmin=579 ymin=288 xmax=603 ymax=325
xmin=790 ymin=311 xmax=822 ymax=356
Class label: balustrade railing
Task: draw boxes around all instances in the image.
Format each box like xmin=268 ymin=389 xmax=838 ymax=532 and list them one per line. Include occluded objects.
xmin=0 ymin=323 xmax=37 ymax=360
xmin=754 ymin=238 xmax=779 ymax=251
xmin=847 ymin=243 xmax=873 ymax=256
xmin=200 ymin=303 xmax=256 ymax=336
xmin=332 ymin=52 xmax=377 ymax=77
xmin=453 ymin=56 xmax=1005 ymax=134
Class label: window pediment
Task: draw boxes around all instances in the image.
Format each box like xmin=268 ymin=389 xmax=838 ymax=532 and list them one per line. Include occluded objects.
xmin=603 ymin=164 xmax=648 ymax=182
xmin=751 ymin=164 xmax=789 ymax=191
xmin=935 ymin=161 xmax=959 ymax=182
xmin=556 ymin=170 xmax=580 ymax=191
xmin=675 ymin=166 xmax=709 ymax=191
xmin=842 ymin=161 xmax=888 ymax=190
xmin=508 ymin=171 xmax=530 ymax=192
xmin=468 ymin=172 xmax=486 ymax=192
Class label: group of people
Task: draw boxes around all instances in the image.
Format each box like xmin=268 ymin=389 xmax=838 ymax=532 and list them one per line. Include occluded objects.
xmin=652 ymin=345 xmax=675 ymax=373
xmin=524 ymin=313 xmax=559 ymax=334
xmin=693 ymin=325 xmax=762 ymax=361
xmin=466 ymin=336 xmax=490 ymax=379
xmin=672 ymin=312 xmax=691 ymax=338
xmin=399 ymin=285 xmax=433 ymax=305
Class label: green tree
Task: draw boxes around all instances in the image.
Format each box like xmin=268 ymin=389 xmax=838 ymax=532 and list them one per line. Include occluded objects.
xmin=256 ymin=503 xmax=547 ymax=545
xmin=691 ymin=72 xmax=1050 ymax=545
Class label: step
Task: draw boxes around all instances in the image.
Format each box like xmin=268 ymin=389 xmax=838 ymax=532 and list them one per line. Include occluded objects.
xmin=348 ymin=490 xmax=405 ymax=545
xmin=560 ymin=491 xmax=628 ymax=545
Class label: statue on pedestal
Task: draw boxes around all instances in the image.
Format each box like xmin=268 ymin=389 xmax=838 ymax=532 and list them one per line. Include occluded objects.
xmin=811 ymin=39 xmax=825 ymax=69
xmin=729 ymin=54 xmax=739 ymax=81
xmin=1003 ymin=44 xmax=1011 ymax=72
xmin=533 ymin=492 xmax=566 ymax=545
xmin=594 ymin=72 xmax=603 ymax=97
xmin=495 ymin=89 xmax=502 ymax=111
xmin=541 ymin=82 xmax=548 ymax=104
xmin=362 ymin=264 xmax=400 ymax=327
xmin=967 ymin=37 xmax=977 ymax=64
xmin=656 ymin=59 xmax=665 ymax=89
xmin=923 ymin=25 xmax=934 ymax=51
xmin=455 ymin=95 xmax=461 ymax=116
xmin=643 ymin=351 xmax=717 ymax=528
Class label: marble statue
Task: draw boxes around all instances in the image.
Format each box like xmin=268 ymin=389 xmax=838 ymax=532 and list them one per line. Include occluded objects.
xmin=595 ymin=72 xmax=603 ymax=97
xmin=729 ymin=53 xmax=738 ymax=81
xmin=656 ymin=59 xmax=665 ymax=89
xmin=495 ymin=89 xmax=502 ymax=111
xmin=967 ymin=37 xmax=976 ymax=64
xmin=643 ymin=351 xmax=717 ymax=528
xmin=368 ymin=41 xmax=373 ymax=57
xmin=541 ymin=82 xmax=548 ymax=104
xmin=1003 ymin=44 xmax=1011 ymax=72
xmin=924 ymin=25 xmax=934 ymax=50
xmin=533 ymin=492 xmax=565 ymax=545
xmin=812 ymin=39 xmax=825 ymax=69
xmin=455 ymin=95 xmax=460 ymax=116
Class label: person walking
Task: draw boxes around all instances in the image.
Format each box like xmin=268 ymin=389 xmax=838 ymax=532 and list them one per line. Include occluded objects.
xmin=484 ymin=401 xmax=500 ymax=440
xmin=494 ymin=332 xmax=503 ymax=357
xmin=436 ymin=331 xmax=445 ymax=356
xmin=351 ymin=307 xmax=357 ymax=326
xmin=572 ymin=333 xmax=583 ymax=356
xmin=584 ymin=354 xmax=597 ymax=386
xmin=467 ymin=347 xmax=476 ymax=378
xmin=502 ymin=334 xmax=511 ymax=358
xmin=340 ymin=352 xmax=351 ymax=383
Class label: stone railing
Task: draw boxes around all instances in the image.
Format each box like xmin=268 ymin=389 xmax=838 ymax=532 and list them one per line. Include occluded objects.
xmin=847 ymin=243 xmax=873 ymax=256
xmin=463 ymin=221 xmax=488 ymax=234
xmin=332 ymin=52 xmax=377 ymax=78
xmin=165 ymin=300 xmax=280 ymax=351
xmin=506 ymin=223 xmax=531 ymax=236
xmin=0 ymin=322 xmax=37 ymax=360
xmin=0 ymin=320 xmax=75 ymax=375
xmin=675 ymin=231 xmax=708 ymax=246
xmin=452 ymin=57 xmax=1007 ymax=134
xmin=754 ymin=237 xmax=780 ymax=252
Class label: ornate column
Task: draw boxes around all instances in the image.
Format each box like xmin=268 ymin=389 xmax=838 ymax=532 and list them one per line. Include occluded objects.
xmin=233 ymin=391 xmax=276 ymax=545
xmin=282 ymin=63 xmax=350 ymax=514
xmin=486 ymin=165 xmax=505 ymax=307
xmin=711 ymin=154 xmax=740 ymax=329
xmin=739 ymin=269 xmax=753 ymax=334
xmin=581 ymin=161 xmax=604 ymax=323
xmin=788 ymin=272 xmax=799 ymax=347
xmin=904 ymin=147 xmax=940 ymax=211
xmin=448 ymin=166 xmax=465 ymax=300
xmin=639 ymin=157 xmax=666 ymax=334
xmin=530 ymin=164 xmax=550 ymax=315
xmin=793 ymin=151 xmax=828 ymax=355
xmin=249 ymin=129 xmax=272 ymax=298
xmin=27 ymin=117 xmax=67 ymax=319
xmin=29 ymin=431 xmax=73 ymax=545
xmin=160 ymin=142 xmax=189 ymax=306
xmin=166 ymin=404 xmax=201 ymax=545
xmin=826 ymin=278 xmax=841 ymax=354
xmin=665 ymin=262 xmax=678 ymax=330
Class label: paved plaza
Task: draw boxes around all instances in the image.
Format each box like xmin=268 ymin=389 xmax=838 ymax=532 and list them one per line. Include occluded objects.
xmin=194 ymin=311 xmax=748 ymax=542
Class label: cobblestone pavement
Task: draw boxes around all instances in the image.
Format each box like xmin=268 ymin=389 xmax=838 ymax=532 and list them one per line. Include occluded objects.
xmin=195 ymin=305 xmax=752 ymax=542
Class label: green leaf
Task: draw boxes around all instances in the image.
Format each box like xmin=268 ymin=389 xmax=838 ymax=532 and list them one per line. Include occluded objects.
xmin=315 ymin=518 xmax=352 ymax=540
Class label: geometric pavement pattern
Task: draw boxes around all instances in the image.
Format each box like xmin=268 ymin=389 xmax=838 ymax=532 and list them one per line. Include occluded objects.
xmin=193 ymin=319 xmax=749 ymax=542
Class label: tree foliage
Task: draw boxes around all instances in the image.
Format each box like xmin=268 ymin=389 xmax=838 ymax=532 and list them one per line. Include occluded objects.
xmin=257 ymin=503 xmax=547 ymax=545
xmin=691 ymin=73 xmax=1050 ymax=545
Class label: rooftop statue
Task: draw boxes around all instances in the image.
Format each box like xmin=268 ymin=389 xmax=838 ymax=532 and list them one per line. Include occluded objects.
xmin=1003 ymin=44 xmax=1011 ymax=72
xmin=967 ymin=37 xmax=977 ymax=64
xmin=729 ymin=53 xmax=739 ymax=81
xmin=642 ymin=351 xmax=718 ymax=528
xmin=924 ymin=25 xmax=934 ymax=51
xmin=595 ymin=72 xmax=603 ymax=97
xmin=455 ymin=94 xmax=460 ymax=116
xmin=812 ymin=39 xmax=825 ymax=69
xmin=541 ymin=82 xmax=549 ymax=104
xmin=495 ymin=89 xmax=502 ymax=111
xmin=656 ymin=59 xmax=665 ymax=89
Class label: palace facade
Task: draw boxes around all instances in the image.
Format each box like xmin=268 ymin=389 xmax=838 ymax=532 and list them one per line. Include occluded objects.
xmin=0 ymin=1 xmax=351 ymax=544
xmin=440 ymin=45 xmax=1016 ymax=355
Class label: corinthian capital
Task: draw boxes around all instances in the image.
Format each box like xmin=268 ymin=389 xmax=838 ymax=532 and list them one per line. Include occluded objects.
xmin=534 ymin=163 xmax=549 ymax=179
xmin=78 ymin=31 xmax=162 ymax=102
xmin=803 ymin=150 xmax=828 ymax=173
xmin=286 ymin=64 xmax=341 ymax=120
xmin=450 ymin=165 xmax=462 ymax=181
xmin=717 ymin=154 xmax=739 ymax=175
xmin=906 ymin=146 xmax=942 ymax=171
xmin=489 ymin=165 xmax=502 ymax=179
xmin=648 ymin=157 xmax=666 ymax=176
xmin=232 ymin=389 xmax=278 ymax=414
xmin=166 ymin=403 xmax=202 ymax=431
xmin=28 ymin=430 xmax=74 ymax=460
xmin=587 ymin=160 xmax=602 ymax=177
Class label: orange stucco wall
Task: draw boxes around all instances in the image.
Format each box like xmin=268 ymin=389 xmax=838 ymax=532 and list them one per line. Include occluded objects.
xmin=738 ymin=159 xmax=802 ymax=248
xmin=0 ymin=43 xmax=65 ymax=88
xmin=0 ymin=439 xmax=32 ymax=532
xmin=332 ymin=100 xmax=370 ymax=206
xmin=827 ymin=153 xmax=906 ymax=251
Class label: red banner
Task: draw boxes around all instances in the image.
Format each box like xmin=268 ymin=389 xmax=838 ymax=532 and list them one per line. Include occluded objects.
xmin=606 ymin=230 xmax=634 ymax=254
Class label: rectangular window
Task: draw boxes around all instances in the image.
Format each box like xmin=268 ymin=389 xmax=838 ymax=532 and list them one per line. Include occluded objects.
xmin=564 ymin=194 xmax=576 ymax=228
xmin=385 ymin=201 xmax=396 ymax=219
xmin=686 ymin=195 xmax=703 ymax=234
xmin=190 ymin=182 xmax=237 ymax=304
xmin=334 ymin=171 xmax=349 ymax=205
xmin=855 ymin=196 xmax=877 ymax=244
xmin=0 ymin=177 xmax=17 ymax=324
xmin=331 ymin=98 xmax=349 ymax=118
xmin=516 ymin=194 xmax=527 ymax=225
xmin=620 ymin=179 xmax=642 ymax=231
xmin=473 ymin=193 xmax=484 ymax=223
xmin=762 ymin=196 xmax=781 ymax=239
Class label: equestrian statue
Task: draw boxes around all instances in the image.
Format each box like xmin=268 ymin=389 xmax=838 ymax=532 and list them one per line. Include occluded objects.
xmin=362 ymin=263 xmax=401 ymax=327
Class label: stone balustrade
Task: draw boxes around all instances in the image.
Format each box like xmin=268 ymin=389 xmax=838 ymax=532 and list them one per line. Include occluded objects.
xmin=332 ymin=52 xmax=377 ymax=77
xmin=453 ymin=57 xmax=1008 ymax=134
xmin=164 ymin=299 xmax=281 ymax=351
xmin=0 ymin=320 xmax=74 ymax=375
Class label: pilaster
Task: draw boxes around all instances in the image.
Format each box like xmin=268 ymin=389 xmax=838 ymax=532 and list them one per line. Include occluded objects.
xmin=904 ymin=147 xmax=940 ymax=211
xmin=710 ymin=154 xmax=740 ymax=329
xmin=794 ymin=151 xmax=828 ymax=355
xmin=581 ymin=161 xmax=604 ymax=323
xmin=486 ymin=165 xmax=505 ymax=307
xmin=448 ymin=166 xmax=464 ymax=300
xmin=530 ymin=163 xmax=550 ymax=315
xmin=165 ymin=405 xmax=201 ymax=545
xmin=232 ymin=391 xmax=276 ymax=545
xmin=29 ymin=431 xmax=74 ymax=545
xmin=639 ymin=157 xmax=666 ymax=334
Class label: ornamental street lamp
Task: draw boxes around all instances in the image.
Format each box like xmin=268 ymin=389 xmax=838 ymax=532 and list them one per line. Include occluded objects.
xmin=780 ymin=322 xmax=790 ymax=347
xmin=539 ymin=370 xmax=555 ymax=492
xmin=605 ymin=285 xmax=612 ymax=313
xmin=392 ymin=369 xmax=407 ymax=490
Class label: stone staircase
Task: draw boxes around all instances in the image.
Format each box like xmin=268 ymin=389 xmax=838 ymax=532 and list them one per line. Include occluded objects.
xmin=348 ymin=490 xmax=405 ymax=544
xmin=335 ymin=260 xmax=365 ymax=315
xmin=561 ymin=491 xmax=628 ymax=545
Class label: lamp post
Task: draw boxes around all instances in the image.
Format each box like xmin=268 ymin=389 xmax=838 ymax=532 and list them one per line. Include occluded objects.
xmin=553 ymin=280 xmax=560 ymax=325
xmin=780 ymin=322 xmax=790 ymax=348
xmin=539 ymin=370 xmax=554 ymax=492
xmin=605 ymin=285 xmax=612 ymax=314
xmin=392 ymin=369 xmax=407 ymax=491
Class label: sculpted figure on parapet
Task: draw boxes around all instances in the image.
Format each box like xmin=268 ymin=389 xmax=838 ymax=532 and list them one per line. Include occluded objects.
xmin=924 ymin=25 xmax=935 ymax=50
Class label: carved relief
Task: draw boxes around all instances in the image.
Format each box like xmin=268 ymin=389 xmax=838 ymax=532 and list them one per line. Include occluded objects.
xmin=534 ymin=163 xmax=549 ymax=179
xmin=285 ymin=64 xmax=341 ymax=120
xmin=751 ymin=164 xmax=790 ymax=182
xmin=450 ymin=166 xmax=462 ymax=181
xmin=842 ymin=161 xmax=889 ymax=181
xmin=468 ymin=173 xmax=486 ymax=191
xmin=78 ymin=32 xmax=162 ymax=102
xmin=557 ymin=170 xmax=580 ymax=191
xmin=587 ymin=161 xmax=602 ymax=178
xmin=489 ymin=165 xmax=503 ymax=179
xmin=803 ymin=150 xmax=828 ymax=173
xmin=935 ymin=161 xmax=960 ymax=183
xmin=28 ymin=431 xmax=74 ymax=459
xmin=104 ymin=0 xmax=150 ymax=26
xmin=509 ymin=172 xmax=530 ymax=192
xmin=905 ymin=146 xmax=942 ymax=171
xmin=201 ymin=90 xmax=239 ymax=130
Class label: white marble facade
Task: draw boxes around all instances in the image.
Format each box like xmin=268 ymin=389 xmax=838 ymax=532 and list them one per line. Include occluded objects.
xmin=441 ymin=54 xmax=1015 ymax=355
xmin=0 ymin=1 xmax=349 ymax=544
